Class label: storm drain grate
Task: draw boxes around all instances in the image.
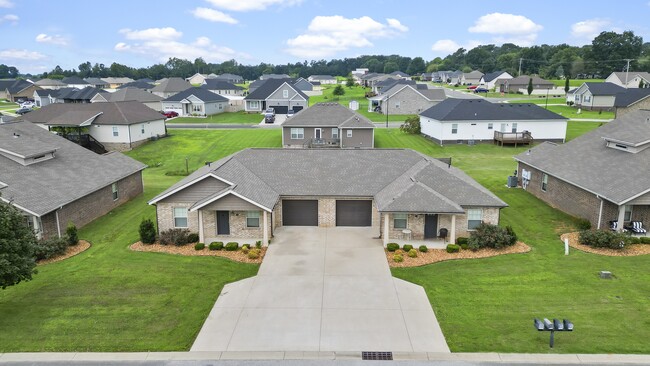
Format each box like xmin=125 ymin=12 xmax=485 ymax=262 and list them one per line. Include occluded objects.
xmin=361 ymin=351 xmax=393 ymax=360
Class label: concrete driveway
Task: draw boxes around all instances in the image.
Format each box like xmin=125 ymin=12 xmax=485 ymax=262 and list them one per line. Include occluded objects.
xmin=191 ymin=227 xmax=449 ymax=353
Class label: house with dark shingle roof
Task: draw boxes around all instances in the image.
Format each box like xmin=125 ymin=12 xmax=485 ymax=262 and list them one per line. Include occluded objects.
xmin=151 ymin=77 xmax=193 ymax=98
xmin=605 ymin=71 xmax=650 ymax=88
xmin=494 ymin=75 xmax=555 ymax=93
xmin=572 ymin=82 xmax=626 ymax=110
xmin=22 ymin=101 xmax=166 ymax=151
xmin=368 ymin=84 xmax=446 ymax=115
xmin=84 ymin=77 xmax=109 ymax=89
xmin=161 ymin=87 xmax=228 ymax=116
xmin=6 ymin=80 xmax=40 ymax=102
xmin=460 ymin=70 xmax=484 ymax=85
xmin=479 ymin=71 xmax=513 ymax=90
xmin=117 ymin=80 xmax=155 ymax=91
xmin=91 ymin=87 xmax=163 ymax=111
xmin=514 ymin=110 xmax=650 ymax=230
xmin=420 ymin=99 xmax=567 ymax=145
xmin=614 ymin=88 xmax=650 ymax=117
xmin=0 ymin=120 xmax=146 ymax=239
xmin=281 ymin=103 xmax=375 ymax=148
xmin=214 ymin=73 xmax=244 ymax=84
xmin=244 ymin=78 xmax=308 ymax=114
xmin=201 ymin=79 xmax=244 ymax=96
xmin=148 ymin=148 xmax=506 ymax=245
xmin=62 ymin=76 xmax=89 ymax=89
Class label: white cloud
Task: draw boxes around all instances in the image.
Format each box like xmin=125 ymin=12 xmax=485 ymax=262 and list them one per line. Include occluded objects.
xmin=35 ymin=33 xmax=69 ymax=46
xmin=205 ymin=0 xmax=301 ymax=12
xmin=571 ymin=18 xmax=611 ymax=39
xmin=469 ymin=13 xmax=542 ymax=35
xmin=285 ymin=15 xmax=408 ymax=59
xmin=431 ymin=39 xmax=461 ymax=53
xmin=0 ymin=0 xmax=14 ymax=8
xmin=0 ymin=48 xmax=45 ymax=60
xmin=115 ymin=29 xmax=247 ymax=63
xmin=0 ymin=13 xmax=17 ymax=24
xmin=119 ymin=27 xmax=182 ymax=41
xmin=191 ymin=7 xmax=238 ymax=24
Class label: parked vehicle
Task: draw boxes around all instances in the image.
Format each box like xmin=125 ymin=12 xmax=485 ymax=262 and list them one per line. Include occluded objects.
xmin=15 ymin=107 xmax=32 ymax=115
xmin=162 ymin=111 xmax=178 ymax=118
xmin=20 ymin=101 xmax=35 ymax=109
xmin=265 ymin=107 xmax=275 ymax=116
xmin=474 ymin=87 xmax=489 ymax=93
xmin=466 ymin=85 xmax=478 ymax=90
xmin=264 ymin=114 xmax=275 ymax=124
xmin=287 ymin=109 xmax=295 ymax=117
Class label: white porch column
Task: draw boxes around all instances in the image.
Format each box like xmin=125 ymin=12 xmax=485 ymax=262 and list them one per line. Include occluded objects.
xmin=617 ymin=205 xmax=626 ymax=232
xmin=198 ymin=210 xmax=204 ymax=243
xmin=383 ymin=213 xmax=390 ymax=246
xmin=450 ymin=214 xmax=456 ymax=244
xmin=263 ymin=210 xmax=269 ymax=247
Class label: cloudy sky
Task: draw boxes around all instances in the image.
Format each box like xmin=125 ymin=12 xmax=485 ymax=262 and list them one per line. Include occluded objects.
xmin=1 ymin=0 xmax=649 ymax=74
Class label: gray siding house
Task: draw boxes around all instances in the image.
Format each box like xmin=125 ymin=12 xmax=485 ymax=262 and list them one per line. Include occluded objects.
xmin=572 ymin=82 xmax=626 ymax=110
xmin=368 ymin=85 xmax=446 ymax=115
xmin=161 ymin=87 xmax=228 ymax=116
xmin=0 ymin=121 xmax=145 ymax=239
xmin=244 ymin=79 xmax=308 ymax=114
xmin=148 ymin=148 xmax=506 ymax=246
xmin=281 ymin=103 xmax=375 ymax=148
xmin=514 ymin=110 xmax=650 ymax=230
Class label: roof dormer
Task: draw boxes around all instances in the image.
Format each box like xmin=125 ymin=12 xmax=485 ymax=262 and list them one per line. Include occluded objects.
xmin=0 ymin=132 xmax=58 ymax=166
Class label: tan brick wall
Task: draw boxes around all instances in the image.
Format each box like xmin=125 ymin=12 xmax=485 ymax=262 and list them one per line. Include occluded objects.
xmin=201 ymin=209 xmax=272 ymax=241
xmin=319 ymin=199 xmax=336 ymax=227
xmin=616 ymin=97 xmax=650 ymax=118
xmin=156 ymin=202 xmax=200 ymax=234
xmin=41 ymin=171 xmax=143 ymax=239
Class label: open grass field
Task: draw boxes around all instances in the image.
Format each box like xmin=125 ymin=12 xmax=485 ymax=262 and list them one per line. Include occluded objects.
xmin=509 ymin=97 xmax=567 ymax=105
xmin=550 ymin=79 xmax=604 ymax=87
xmin=168 ymin=111 xmax=262 ymax=124
xmin=2 ymin=124 xmax=648 ymax=354
xmin=545 ymin=105 xmax=614 ymax=120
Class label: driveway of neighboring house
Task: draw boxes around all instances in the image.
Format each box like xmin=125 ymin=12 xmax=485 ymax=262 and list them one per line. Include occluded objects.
xmin=191 ymin=226 xmax=450 ymax=353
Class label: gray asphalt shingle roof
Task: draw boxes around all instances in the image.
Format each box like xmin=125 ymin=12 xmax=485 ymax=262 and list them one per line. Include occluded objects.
xmin=163 ymin=87 xmax=228 ymax=103
xmin=281 ymin=103 xmax=374 ymax=128
xmin=104 ymin=87 xmax=163 ymax=103
xmin=420 ymin=99 xmax=566 ymax=121
xmin=582 ymin=82 xmax=626 ymax=95
xmin=244 ymin=79 xmax=308 ymax=101
xmin=515 ymin=110 xmax=650 ymax=204
xmin=150 ymin=149 xmax=507 ymax=213
xmin=202 ymin=79 xmax=243 ymax=91
xmin=62 ymin=76 xmax=88 ymax=85
xmin=151 ymin=77 xmax=193 ymax=93
xmin=0 ymin=121 xmax=146 ymax=216
xmin=482 ymin=71 xmax=509 ymax=82
xmin=23 ymin=101 xmax=164 ymax=126
xmin=614 ymin=88 xmax=650 ymax=107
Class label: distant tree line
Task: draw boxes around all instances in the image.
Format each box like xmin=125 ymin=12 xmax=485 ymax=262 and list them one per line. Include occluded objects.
xmin=2 ymin=31 xmax=648 ymax=81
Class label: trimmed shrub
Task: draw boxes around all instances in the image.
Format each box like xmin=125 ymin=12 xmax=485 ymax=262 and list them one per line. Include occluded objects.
xmin=255 ymin=240 xmax=262 ymax=249
xmin=456 ymin=237 xmax=468 ymax=245
xmin=34 ymin=237 xmax=68 ymax=260
xmin=418 ymin=245 xmax=428 ymax=253
xmin=209 ymin=241 xmax=223 ymax=250
xmin=579 ymin=230 xmax=631 ymax=249
xmin=460 ymin=243 xmax=469 ymax=250
xmin=386 ymin=243 xmax=400 ymax=252
xmin=408 ymin=249 xmax=418 ymax=258
xmin=139 ymin=218 xmax=157 ymax=244
xmin=66 ymin=223 xmax=78 ymax=246
xmin=242 ymin=244 xmax=250 ymax=250
xmin=187 ymin=233 xmax=200 ymax=243
xmin=225 ymin=242 xmax=239 ymax=251
xmin=241 ymin=246 xmax=250 ymax=254
xmin=640 ymin=237 xmax=650 ymax=244
xmin=159 ymin=228 xmax=191 ymax=246
xmin=629 ymin=236 xmax=641 ymax=244
xmin=576 ymin=218 xmax=592 ymax=231
xmin=247 ymin=248 xmax=261 ymax=259
xmin=446 ymin=244 xmax=460 ymax=253
xmin=402 ymin=244 xmax=413 ymax=252
xmin=393 ymin=254 xmax=404 ymax=262
xmin=194 ymin=243 xmax=205 ymax=250
xmin=467 ymin=223 xmax=517 ymax=250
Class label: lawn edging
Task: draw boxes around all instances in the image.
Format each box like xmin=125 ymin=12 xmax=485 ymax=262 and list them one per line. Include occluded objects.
xmin=129 ymin=241 xmax=265 ymax=264
xmin=560 ymin=232 xmax=650 ymax=256
xmin=37 ymin=240 xmax=91 ymax=266
xmin=386 ymin=241 xmax=530 ymax=268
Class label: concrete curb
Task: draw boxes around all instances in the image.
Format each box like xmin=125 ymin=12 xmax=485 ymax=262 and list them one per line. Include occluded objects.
xmin=1 ymin=352 xmax=649 ymax=363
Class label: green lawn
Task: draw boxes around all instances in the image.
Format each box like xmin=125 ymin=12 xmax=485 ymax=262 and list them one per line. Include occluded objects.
xmin=0 ymin=130 xmax=281 ymax=352
xmin=311 ymin=85 xmax=415 ymax=122
xmin=374 ymin=129 xmax=650 ymax=354
xmin=545 ymin=105 xmax=614 ymax=120
xmin=549 ymin=79 xmax=604 ymax=87
xmin=566 ymin=121 xmax=603 ymax=141
xmin=508 ymin=97 xmax=566 ymax=105
xmin=169 ymin=111 xmax=262 ymax=124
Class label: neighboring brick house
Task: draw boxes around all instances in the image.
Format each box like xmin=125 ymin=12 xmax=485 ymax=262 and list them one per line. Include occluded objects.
xmin=148 ymin=148 xmax=507 ymax=246
xmin=0 ymin=121 xmax=145 ymax=239
xmin=368 ymin=84 xmax=446 ymax=115
xmin=514 ymin=110 xmax=650 ymax=230
xmin=281 ymin=103 xmax=375 ymax=148
xmin=244 ymin=78 xmax=308 ymax=114
xmin=613 ymin=88 xmax=650 ymax=117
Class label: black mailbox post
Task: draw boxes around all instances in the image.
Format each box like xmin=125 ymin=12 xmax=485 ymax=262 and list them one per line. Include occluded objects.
xmin=533 ymin=318 xmax=573 ymax=348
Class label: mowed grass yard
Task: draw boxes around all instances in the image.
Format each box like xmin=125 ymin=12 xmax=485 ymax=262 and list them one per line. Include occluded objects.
xmin=311 ymin=85 xmax=415 ymax=122
xmin=169 ymin=111 xmax=262 ymax=124
xmin=2 ymin=124 xmax=649 ymax=354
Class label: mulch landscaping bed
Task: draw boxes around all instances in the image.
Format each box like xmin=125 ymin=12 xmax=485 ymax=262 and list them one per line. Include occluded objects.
xmin=130 ymin=242 xmax=266 ymax=264
xmin=37 ymin=240 xmax=91 ymax=265
xmin=386 ymin=241 xmax=531 ymax=268
xmin=560 ymin=232 xmax=650 ymax=256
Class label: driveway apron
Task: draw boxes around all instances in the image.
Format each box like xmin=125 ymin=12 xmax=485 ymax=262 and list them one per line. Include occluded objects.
xmin=191 ymin=226 xmax=449 ymax=353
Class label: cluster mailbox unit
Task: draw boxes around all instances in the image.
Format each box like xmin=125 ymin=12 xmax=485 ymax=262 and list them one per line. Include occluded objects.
xmin=534 ymin=318 xmax=574 ymax=348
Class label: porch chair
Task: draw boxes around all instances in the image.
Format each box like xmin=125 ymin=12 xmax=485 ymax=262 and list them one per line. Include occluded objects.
xmin=609 ymin=220 xmax=619 ymax=231
xmin=627 ymin=221 xmax=647 ymax=234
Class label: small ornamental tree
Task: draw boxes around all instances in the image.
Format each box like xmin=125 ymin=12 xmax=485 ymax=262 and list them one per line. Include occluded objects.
xmin=139 ymin=218 xmax=157 ymax=244
xmin=346 ymin=76 xmax=355 ymax=88
xmin=66 ymin=223 xmax=78 ymax=246
xmin=332 ymin=84 xmax=345 ymax=98
xmin=527 ymin=78 xmax=534 ymax=96
xmin=0 ymin=199 xmax=38 ymax=289
xmin=400 ymin=115 xmax=421 ymax=134
xmin=565 ymin=77 xmax=570 ymax=93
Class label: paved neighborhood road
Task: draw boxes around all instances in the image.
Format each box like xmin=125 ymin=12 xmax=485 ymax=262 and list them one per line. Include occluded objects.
xmin=191 ymin=227 xmax=449 ymax=353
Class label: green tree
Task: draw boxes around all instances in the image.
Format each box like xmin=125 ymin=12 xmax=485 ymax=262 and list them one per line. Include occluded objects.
xmin=383 ymin=61 xmax=399 ymax=74
xmin=565 ymin=77 xmax=570 ymax=93
xmin=400 ymin=115 xmax=420 ymax=134
xmin=346 ymin=76 xmax=355 ymax=88
xmin=0 ymin=200 xmax=38 ymax=289
xmin=406 ymin=57 xmax=426 ymax=75
xmin=639 ymin=80 xmax=645 ymax=88
xmin=586 ymin=31 xmax=643 ymax=76
xmin=332 ymin=84 xmax=345 ymax=99
xmin=527 ymin=78 xmax=533 ymax=95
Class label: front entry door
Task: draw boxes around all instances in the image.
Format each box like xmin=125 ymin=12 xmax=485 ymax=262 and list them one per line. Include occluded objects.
xmin=424 ymin=214 xmax=438 ymax=239
xmin=216 ymin=211 xmax=230 ymax=235
xmin=315 ymin=128 xmax=322 ymax=139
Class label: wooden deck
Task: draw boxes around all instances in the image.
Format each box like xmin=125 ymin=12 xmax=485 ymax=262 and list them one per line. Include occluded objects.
xmin=494 ymin=131 xmax=533 ymax=147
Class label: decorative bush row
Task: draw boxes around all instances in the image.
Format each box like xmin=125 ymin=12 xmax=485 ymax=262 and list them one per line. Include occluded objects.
xmin=194 ymin=243 xmax=205 ymax=250
xmin=139 ymin=219 xmax=157 ymax=244
xmin=418 ymin=245 xmax=428 ymax=253
xmin=393 ymin=254 xmax=404 ymax=262
xmin=446 ymin=244 xmax=460 ymax=253
xmin=386 ymin=243 xmax=399 ymax=252
xmin=579 ymin=230 xmax=631 ymax=249
xmin=34 ymin=237 xmax=69 ymax=260
xmin=456 ymin=237 xmax=468 ymax=245
xmin=225 ymin=242 xmax=239 ymax=251
xmin=209 ymin=241 xmax=224 ymax=250
xmin=467 ymin=224 xmax=517 ymax=250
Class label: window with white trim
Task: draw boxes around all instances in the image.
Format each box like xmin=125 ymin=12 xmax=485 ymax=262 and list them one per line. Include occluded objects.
xmin=451 ymin=123 xmax=458 ymax=134
xmin=511 ymin=122 xmax=518 ymax=133
xmin=247 ymin=211 xmax=260 ymax=228
xmin=347 ymin=129 xmax=352 ymax=137
xmin=332 ymin=128 xmax=339 ymax=139
xmin=141 ymin=124 xmax=145 ymax=134
xmin=467 ymin=209 xmax=483 ymax=230
xmin=541 ymin=173 xmax=548 ymax=191
xmin=112 ymin=126 xmax=119 ymax=137
xmin=290 ymin=128 xmax=304 ymax=139
xmin=249 ymin=101 xmax=259 ymax=109
xmin=173 ymin=207 xmax=188 ymax=228
xmin=393 ymin=213 xmax=407 ymax=229
xmin=282 ymin=90 xmax=289 ymax=98
xmin=394 ymin=101 xmax=400 ymax=109
xmin=111 ymin=182 xmax=118 ymax=200
xmin=488 ymin=123 xmax=493 ymax=130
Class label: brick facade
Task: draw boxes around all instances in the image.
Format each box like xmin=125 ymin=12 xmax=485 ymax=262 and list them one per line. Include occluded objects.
xmin=102 ymin=139 xmax=149 ymax=152
xmin=40 ymin=171 xmax=143 ymax=239
xmin=616 ymin=97 xmax=650 ymax=118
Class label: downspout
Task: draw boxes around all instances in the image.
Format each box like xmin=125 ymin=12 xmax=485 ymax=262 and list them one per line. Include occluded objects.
xmin=128 ymin=125 xmax=132 ymax=150
xmin=55 ymin=207 xmax=62 ymax=238
xmin=596 ymin=195 xmax=604 ymax=230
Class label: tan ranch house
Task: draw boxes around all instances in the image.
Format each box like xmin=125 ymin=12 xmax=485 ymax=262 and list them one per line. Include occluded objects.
xmin=148 ymin=149 xmax=507 ymax=246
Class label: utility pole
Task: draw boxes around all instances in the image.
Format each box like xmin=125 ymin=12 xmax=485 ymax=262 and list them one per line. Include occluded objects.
xmin=624 ymin=59 xmax=632 ymax=89
xmin=518 ymin=58 xmax=523 ymax=77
